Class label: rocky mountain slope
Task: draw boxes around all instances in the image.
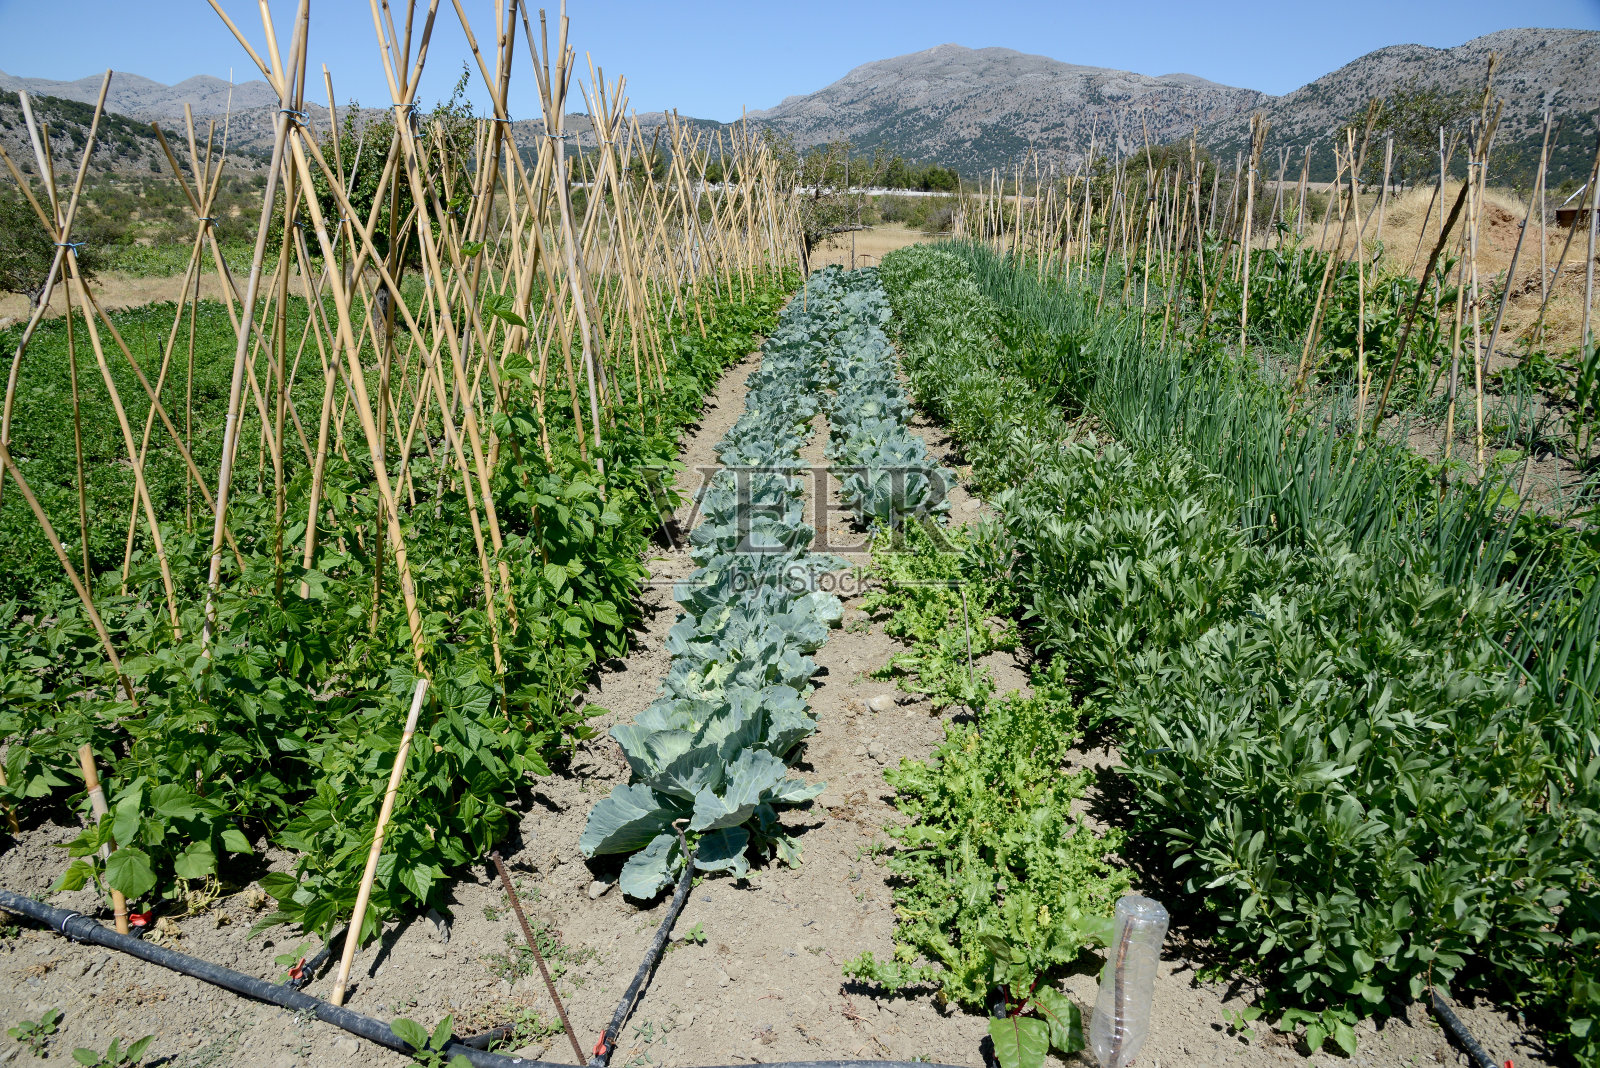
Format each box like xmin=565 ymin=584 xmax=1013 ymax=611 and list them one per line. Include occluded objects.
xmin=749 ymin=43 xmax=1267 ymax=174
xmin=0 ymin=68 xmax=720 ymax=178
xmin=753 ymin=29 xmax=1598 ymax=184
xmin=0 ymin=88 xmax=225 ymax=181
xmin=0 ymin=70 xmax=279 ymax=120
xmin=1190 ymin=28 xmax=1599 ymax=186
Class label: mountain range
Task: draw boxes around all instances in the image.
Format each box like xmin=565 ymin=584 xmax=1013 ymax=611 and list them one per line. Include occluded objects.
xmin=3 ymin=26 xmax=1596 ymax=186
xmin=751 ymin=30 xmax=1598 ymax=185
xmin=747 ymin=44 xmax=1269 ymax=173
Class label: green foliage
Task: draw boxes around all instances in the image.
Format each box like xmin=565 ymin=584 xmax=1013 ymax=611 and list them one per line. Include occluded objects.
xmin=874 ymin=194 xmax=961 ymax=235
xmin=1344 ymin=76 xmax=1476 ymax=187
xmin=844 ymin=521 xmax=1126 ymax=1015
xmin=272 ymin=940 xmax=313 ymax=983
xmin=300 ymin=71 xmax=478 ymax=275
xmin=0 ymin=193 xmax=99 ymax=304
xmin=482 ymin=922 xmax=589 ymax=983
xmin=864 ymin=521 xmax=1017 ymax=710
xmin=1190 ymin=240 xmax=1457 ymax=398
xmin=391 ymin=1016 xmax=471 ymax=1068
xmin=484 ymin=1007 xmax=563 ymax=1053
xmin=8 ymin=1008 xmax=62 ymax=1056
xmin=0 ymin=273 xmax=797 ymax=946
xmin=0 ymin=299 xmax=279 ymax=604
xmin=985 ymin=983 xmax=1084 ymax=1068
xmin=1278 ymin=1006 xmax=1358 ymax=1056
xmin=877 ymin=157 xmax=961 ymax=192
xmin=96 ymin=240 xmax=261 ymax=279
xmin=877 ymin=242 xmax=1600 ymax=1063
xmin=70 ymin=1035 xmax=154 ymax=1068
xmin=0 ymin=193 xmax=56 ymax=303
xmin=582 ymin=269 xmax=914 ymax=893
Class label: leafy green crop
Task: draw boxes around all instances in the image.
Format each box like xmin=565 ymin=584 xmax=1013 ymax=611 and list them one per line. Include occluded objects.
xmin=877 ymin=243 xmax=1599 ymax=1063
xmin=70 ymin=1035 xmax=154 ymax=1068
xmin=391 ymin=1016 xmax=470 ymax=1068
xmin=582 ymin=268 xmax=893 ymax=893
xmin=844 ymin=521 xmax=1126 ymax=1058
xmin=8 ymin=1008 xmax=62 ymax=1056
xmin=3 ymin=272 xmax=796 ymax=946
xmin=822 ymin=277 xmax=1119 ymax=1068
xmin=580 ymin=266 xmax=954 ymax=893
xmin=822 ymin=276 xmax=952 ymax=526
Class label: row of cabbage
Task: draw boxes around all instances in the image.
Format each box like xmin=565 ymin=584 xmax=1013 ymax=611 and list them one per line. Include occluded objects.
xmin=573 ymin=268 xmax=874 ymax=893
xmin=825 ymin=271 xmax=953 ymax=525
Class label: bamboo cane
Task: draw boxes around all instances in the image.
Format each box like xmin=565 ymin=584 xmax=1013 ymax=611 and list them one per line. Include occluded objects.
xmin=1480 ymin=110 xmax=1554 ymax=422
xmin=76 ymin=745 xmax=129 ymax=935
xmin=1530 ymin=125 xmax=1600 ymax=346
xmin=329 ymin=677 xmax=430 ymax=1007
xmin=202 ymin=0 xmax=308 ymax=654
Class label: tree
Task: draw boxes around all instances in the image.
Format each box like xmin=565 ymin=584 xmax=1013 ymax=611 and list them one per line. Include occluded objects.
xmin=0 ymin=194 xmax=97 ymax=308
xmin=764 ymin=132 xmax=887 ymax=269
xmin=1344 ymin=78 xmax=1475 ymax=189
xmin=295 ymin=68 xmax=478 ymax=269
xmin=292 ymin=67 xmax=478 ymax=338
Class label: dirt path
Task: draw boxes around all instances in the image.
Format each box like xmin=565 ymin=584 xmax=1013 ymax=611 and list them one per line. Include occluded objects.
xmin=0 ymin=311 xmax=1556 ymax=1068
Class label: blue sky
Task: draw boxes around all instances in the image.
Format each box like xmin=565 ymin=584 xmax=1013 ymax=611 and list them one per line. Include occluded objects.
xmin=0 ymin=0 xmax=1597 ymax=121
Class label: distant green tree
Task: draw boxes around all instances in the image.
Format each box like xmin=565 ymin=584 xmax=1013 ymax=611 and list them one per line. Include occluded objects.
xmin=290 ymin=66 xmax=478 ymax=335
xmin=299 ymin=71 xmax=477 ymax=271
xmin=0 ymin=194 xmax=97 ymax=308
xmin=1343 ymin=77 xmax=1475 ymax=188
xmin=765 ymin=133 xmax=896 ymax=267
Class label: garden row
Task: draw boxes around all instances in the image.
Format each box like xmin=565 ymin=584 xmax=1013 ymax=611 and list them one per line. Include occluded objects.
xmin=865 ymin=243 xmax=1598 ymax=1064
xmin=580 ymin=265 xmax=948 ymax=893
xmin=2 ymin=277 xmax=794 ymax=946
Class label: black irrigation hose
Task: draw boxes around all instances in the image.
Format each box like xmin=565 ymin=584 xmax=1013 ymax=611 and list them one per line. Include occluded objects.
xmin=1 ymin=890 xmax=969 ymax=1068
xmin=0 ymin=889 xmax=558 ymax=1068
xmin=588 ymin=839 xmax=698 ymax=1068
xmin=460 ymin=1024 xmax=519 ymax=1050
xmin=1429 ymin=987 xmax=1498 ymax=1068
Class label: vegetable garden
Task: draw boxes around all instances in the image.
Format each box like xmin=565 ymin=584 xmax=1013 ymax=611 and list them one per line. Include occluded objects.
xmin=2 ymin=7 xmax=1598 ymax=1068
xmin=859 ymin=240 xmax=1598 ymax=1065
xmin=0 ymin=0 xmax=804 ymax=983
xmin=579 ymin=265 xmax=948 ymax=896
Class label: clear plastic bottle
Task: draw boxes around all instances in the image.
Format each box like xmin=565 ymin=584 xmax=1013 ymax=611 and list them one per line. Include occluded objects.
xmin=1090 ymin=895 xmax=1169 ymax=1068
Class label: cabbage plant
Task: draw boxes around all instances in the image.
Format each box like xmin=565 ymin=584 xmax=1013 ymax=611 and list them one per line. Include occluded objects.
xmin=582 ymin=269 xmax=858 ymax=896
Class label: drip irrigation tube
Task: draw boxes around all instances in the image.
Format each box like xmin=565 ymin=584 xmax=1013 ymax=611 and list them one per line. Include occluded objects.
xmin=589 ymin=838 xmax=698 ymax=1068
xmin=0 ymin=889 xmax=556 ymax=1068
xmin=1429 ymin=988 xmax=1499 ymax=1068
xmin=283 ymin=923 xmax=344 ymax=990
xmin=2 ymin=888 xmax=969 ymax=1068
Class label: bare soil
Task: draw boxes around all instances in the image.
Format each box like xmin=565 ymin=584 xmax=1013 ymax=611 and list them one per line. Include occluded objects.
xmin=0 ymin=326 xmax=1560 ymax=1068
xmin=0 ymin=272 xmax=293 ymax=327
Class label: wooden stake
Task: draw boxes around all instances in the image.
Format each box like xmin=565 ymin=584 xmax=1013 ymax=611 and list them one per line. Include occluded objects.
xmin=329 ymin=677 xmax=429 ymax=1007
xmin=76 ymin=744 xmax=129 ymax=935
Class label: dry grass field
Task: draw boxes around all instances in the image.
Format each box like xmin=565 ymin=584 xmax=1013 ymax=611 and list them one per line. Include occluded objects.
xmin=807 ymin=222 xmax=938 ymax=270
